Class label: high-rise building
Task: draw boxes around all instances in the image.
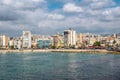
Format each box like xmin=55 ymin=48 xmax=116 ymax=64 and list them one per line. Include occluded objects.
xmin=0 ymin=35 xmax=9 ymax=49
xmin=64 ymin=28 xmax=76 ymax=47
xmin=22 ymin=31 xmax=31 ymax=48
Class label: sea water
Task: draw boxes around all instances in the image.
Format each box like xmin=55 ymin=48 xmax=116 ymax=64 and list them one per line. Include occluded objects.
xmin=0 ymin=52 xmax=120 ymax=80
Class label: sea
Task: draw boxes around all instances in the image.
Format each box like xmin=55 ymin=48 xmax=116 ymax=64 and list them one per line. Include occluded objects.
xmin=0 ymin=52 xmax=120 ymax=80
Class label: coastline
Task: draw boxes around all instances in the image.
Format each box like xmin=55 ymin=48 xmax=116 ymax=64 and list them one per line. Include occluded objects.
xmin=0 ymin=49 xmax=120 ymax=54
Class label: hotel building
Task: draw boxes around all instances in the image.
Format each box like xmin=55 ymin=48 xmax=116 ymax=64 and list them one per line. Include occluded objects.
xmin=64 ymin=29 xmax=76 ymax=47
xmin=22 ymin=31 xmax=31 ymax=48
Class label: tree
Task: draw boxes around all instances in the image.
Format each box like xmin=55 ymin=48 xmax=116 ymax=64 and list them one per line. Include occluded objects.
xmin=10 ymin=46 xmax=14 ymax=49
xmin=113 ymin=40 xmax=116 ymax=44
xmin=93 ymin=41 xmax=101 ymax=46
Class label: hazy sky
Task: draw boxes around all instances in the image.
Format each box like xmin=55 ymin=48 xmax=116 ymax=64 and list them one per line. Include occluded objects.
xmin=0 ymin=0 xmax=120 ymax=36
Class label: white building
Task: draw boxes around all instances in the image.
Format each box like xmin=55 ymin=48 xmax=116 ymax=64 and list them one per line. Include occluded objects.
xmin=22 ymin=31 xmax=31 ymax=48
xmin=64 ymin=29 xmax=76 ymax=47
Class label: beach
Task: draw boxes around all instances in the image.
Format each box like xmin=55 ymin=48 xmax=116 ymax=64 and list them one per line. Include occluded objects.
xmin=0 ymin=49 xmax=119 ymax=54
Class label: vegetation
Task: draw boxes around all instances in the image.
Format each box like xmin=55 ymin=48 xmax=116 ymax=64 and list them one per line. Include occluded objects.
xmin=50 ymin=46 xmax=57 ymax=49
xmin=113 ymin=40 xmax=116 ymax=44
xmin=93 ymin=41 xmax=101 ymax=46
xmin=10 ymin=46 xmax=14 ymax=49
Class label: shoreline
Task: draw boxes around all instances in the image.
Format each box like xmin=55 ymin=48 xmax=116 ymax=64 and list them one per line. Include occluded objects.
xmin=0 ymin=49 xmax=120 ymax=54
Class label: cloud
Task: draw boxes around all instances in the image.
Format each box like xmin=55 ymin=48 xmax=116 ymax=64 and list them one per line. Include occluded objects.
xmin=0 ymin=0 xmax=120 ymax=36
xmin=90 ymin=0 xmax=115 ymax=9
xmin=2 ymin=0 xmax=12 ymax=5
xmin=1 ymin=0 xmax=47 ymax=10
xmin=0 ymin=6 xmax=19 ymax=21
xmin=32 ymin=0 xmax=45 ymax=2
xmin=63 ymin=3 xmax=83 ymax=13
xmin=48 ymin=13 xmax=65 ymax=20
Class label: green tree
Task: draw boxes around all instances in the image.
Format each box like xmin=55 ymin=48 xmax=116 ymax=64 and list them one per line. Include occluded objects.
xmin=10 ymin=46 xmax=14 ymax=49
xmin=51 ymin=46 xmax=56 ymax=49
xmin=113 ymin=40 xmax=116 ymax=44
xmin=93 ymin=41 xmax=101 ymax=46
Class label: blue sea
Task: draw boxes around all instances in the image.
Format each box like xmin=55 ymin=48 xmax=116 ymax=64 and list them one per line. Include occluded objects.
xmin=0 ymin=52 xmax=120 ymax=80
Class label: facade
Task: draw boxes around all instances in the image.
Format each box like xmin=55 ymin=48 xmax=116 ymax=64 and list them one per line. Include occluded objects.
xmin=0 ymin=35 xmax=9 ymax=49
xmin=9 ymin=37 xmax=14 ymax=49
xmin=52 ymin=33 xmax=64 ymax=48
xmin=31 ymin=34 xmax=52 ymax=48
xmin=31 ymin=35 xmax=39 ymax=48
xmin=76 ymin=33 xmax=83 ymax=48
xmin=37 ymin=40 xmax=51 ymax=49
xmin=22 ymin=31 xmax=31 ymax=48
xmin=116 ymin=33 xmax=120 ymax=46
xmin=82 ymin=33 xmax=103 ymax=46
xmin=64 ymin=29 xmax=76 ymax=47
xmin=106 ymin=35 xmax=116 ymax=46
xmin=14 ymin=37 xmax=22 ymax=49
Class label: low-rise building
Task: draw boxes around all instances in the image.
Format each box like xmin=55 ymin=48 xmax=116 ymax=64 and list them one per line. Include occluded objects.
xmin=37 ymin=40 xmax=51 ymax=49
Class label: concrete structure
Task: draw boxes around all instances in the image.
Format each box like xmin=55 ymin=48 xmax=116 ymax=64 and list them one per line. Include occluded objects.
xmin=22 ymin=31 xmax=31 ymax=48
xmin=14 ymin=37 xmax=22 ymax=49
xmin=116 ymin=33 xmax=120 ymax=46
xmin=31 ymin=34 xmax=52 ymax=48
xmin=9 ymin=37 xmax=14 ymax=49
xmin=52 ymin=33 xmax=64 ymax=48
xmin=76 ymin=33 xmax=83 ymax=47
xmin=0 ymin=35 xmax=9 ymax=49
xmin=37 ymin=40 xmax=51 ymax=49
xmin=82 ymin=33 xmax=103 ymax=46
xmin=64 ymin=29 xmax=76 ymax=47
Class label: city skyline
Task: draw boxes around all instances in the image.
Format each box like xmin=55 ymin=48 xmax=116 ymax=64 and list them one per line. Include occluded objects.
xmin=0 ymin=0 xmax=120 ymax=36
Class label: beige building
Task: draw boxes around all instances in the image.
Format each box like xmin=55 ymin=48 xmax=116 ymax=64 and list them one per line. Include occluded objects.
xmin=116 ymin=33 xmax=120 ymax=46
xmin=52 ymin=33 xmax=64 ymax=48
xmin=76 ymin=33 xmax=83 ymax=47
xmin=14 ymin=37 xmax=22 ymax=49
xmin=9 ymin=37 xmax=14 ymax=49
xmin=0 ymin=35 xmax=9 ymax=49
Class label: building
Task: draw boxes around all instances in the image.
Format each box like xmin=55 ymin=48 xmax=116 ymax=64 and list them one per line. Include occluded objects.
xmin=37 ymin=40 xmax=51 ymax=49
xmin=14 ymin=37 xmax=22 ymax=49
xmin=76 ymin=33 xmax=83 ymax=48
xmin=64 ymin=28 xmax=76 ymax=47
xmin=82 ymin=33 xmax=103 ymax=46
xmin=52 ymin=33 xmax=64 ymax=48
xmin=9 ymin=37 xmax=14 ymax=49
xmin=116 ymin=33 xmax=120 ymax=46
xmin=0 ymin=35 xmax=9 ymax=49
xmin=31 ymin=34 xmax=40 ymax=48
xmin=31 ymin=34 xmax=52 ymax=48
xmin=22 ymin=31 xmax=32 ymax=48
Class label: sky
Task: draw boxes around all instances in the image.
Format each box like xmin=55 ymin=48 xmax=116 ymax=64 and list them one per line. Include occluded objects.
xmin=0 ymin=0 xmax=120 ymax=36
